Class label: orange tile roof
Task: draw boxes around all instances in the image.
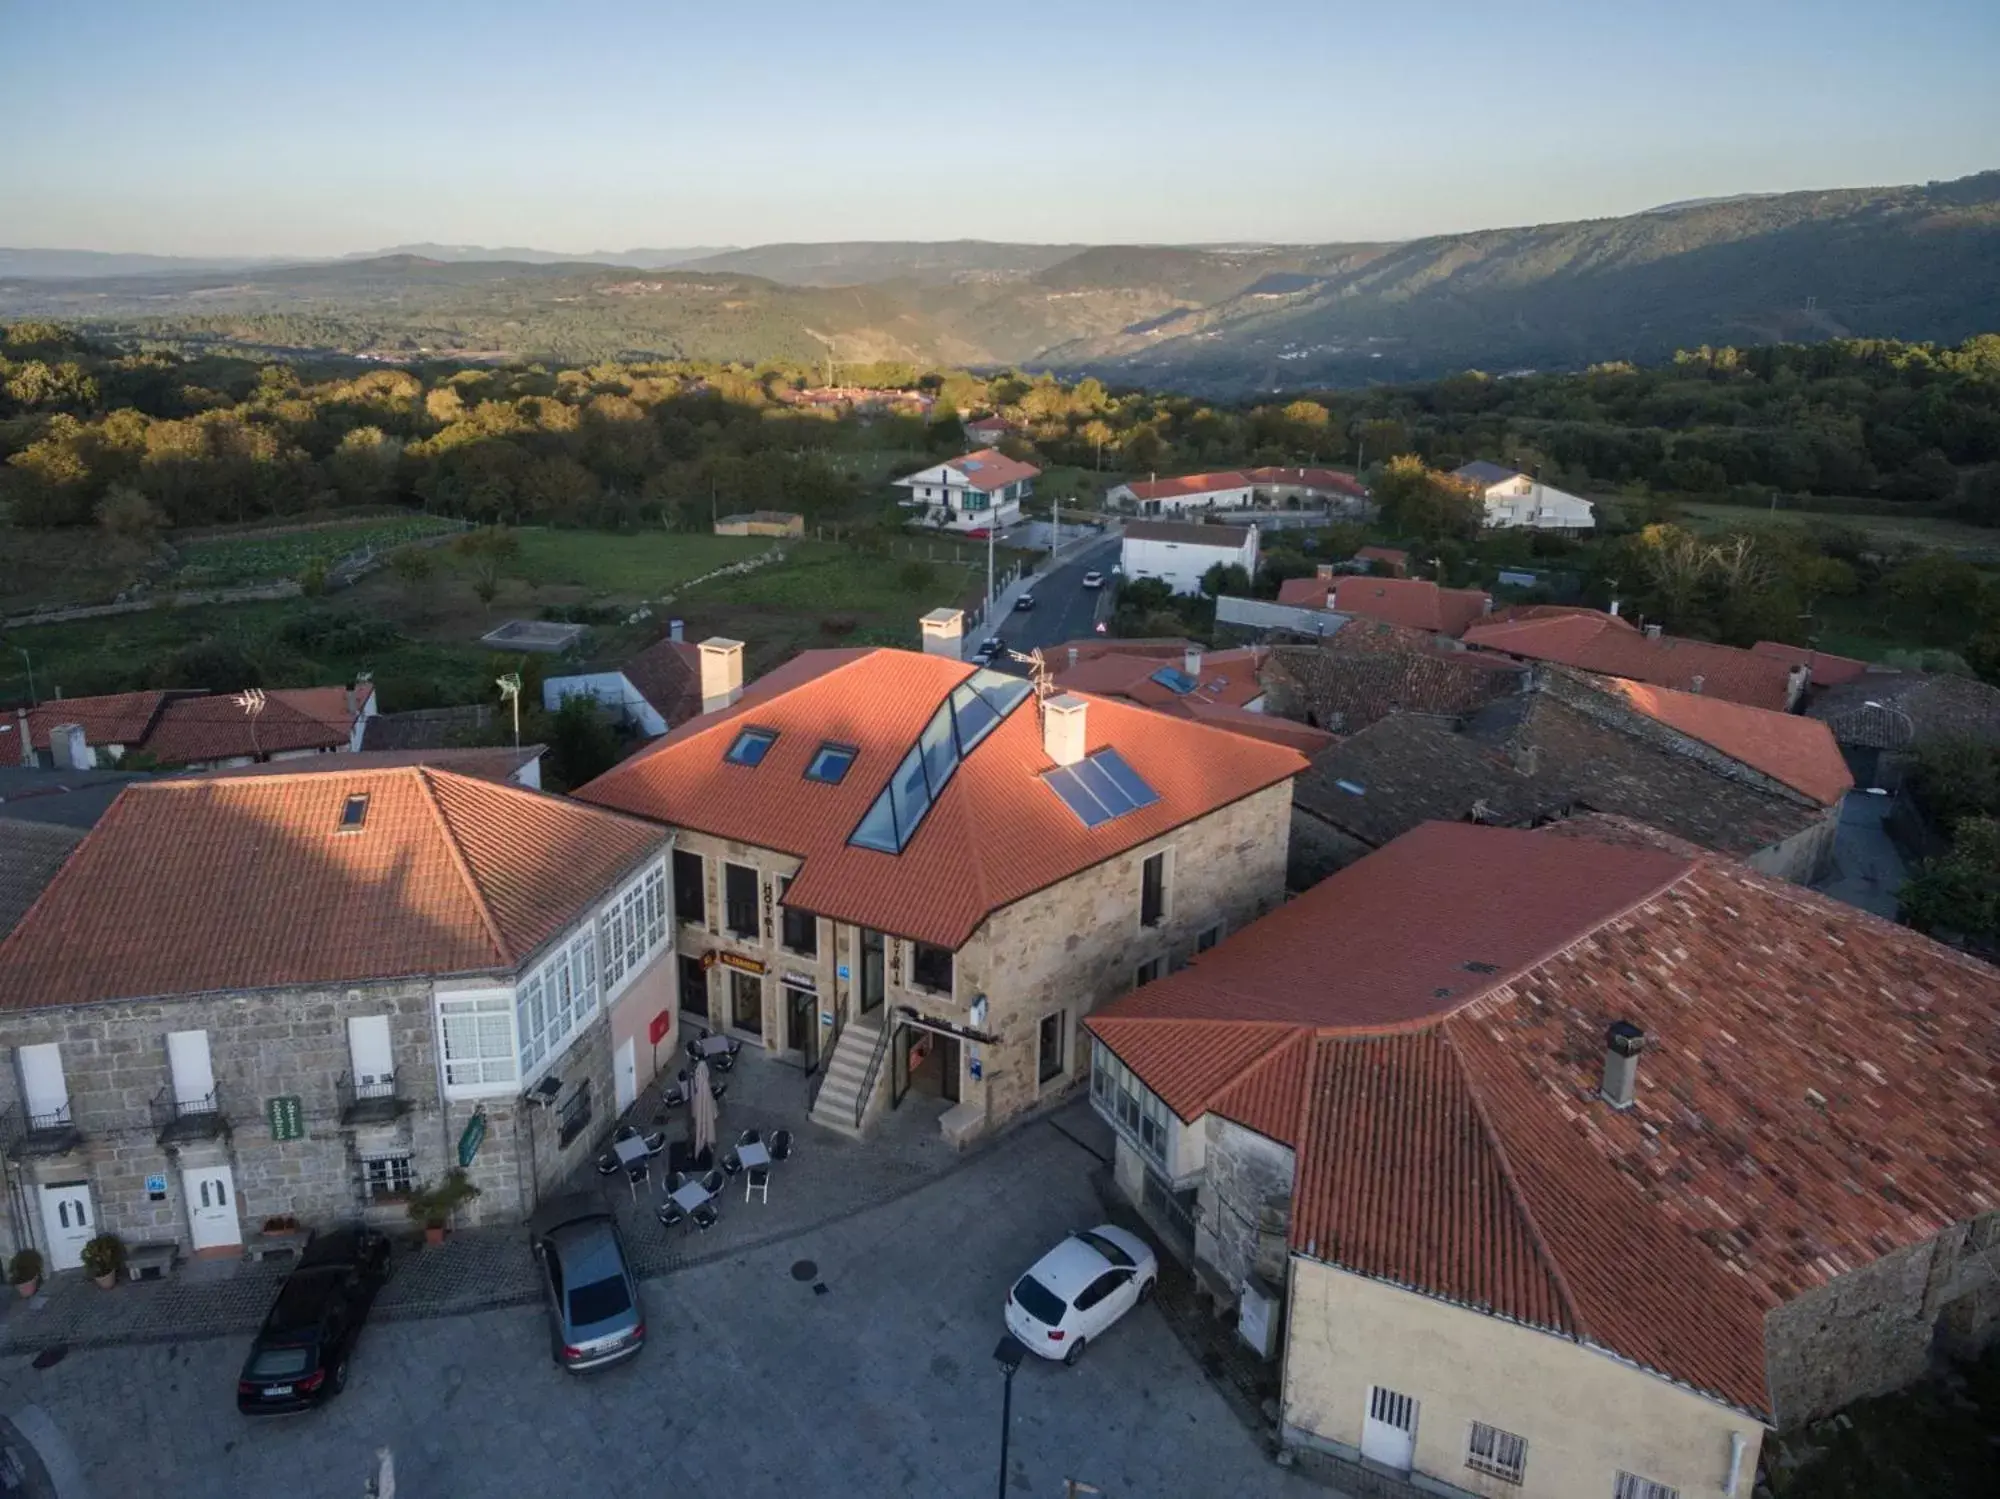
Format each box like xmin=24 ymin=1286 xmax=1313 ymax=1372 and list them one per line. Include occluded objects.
xmin=1751 ymin=640 xmax=1872 ymax=688
xmin=621 ymin=635 xmax=705 ymax=726
xmin=1088 ymin=819 xmax=2000 ymax=1418
xmin=0 ymin=766 xmax=665 ymax=1009
xmin=1119 ymin=471 xmax=1253 ymax=502
xmin=1332 ymin=576 xmax=1491 ymax=637
xmin=906 ymin=448 xmax=1040 ymax=493
xmin=1463 ymin=613 xmax=1797 ymax=710
xmin=1275 ymin=577 xmax=1334 ymax=609
xmin=1599 ymin=674 xmax=1853 ymax=805
xmin=24 ymin=691 xmax=176 ymax=752
xmin=1244 ymin=466 xmax=1370 ymax=498
xmin=141 ymin=692 xmax=357 ymax=766
xmin=187 ymin=745 xmax=544 ymax=786
xmin=1048 ymin=650 xmax=1335 ymax=753
xmin=576 ymin=648 xmax=1308 ymax=949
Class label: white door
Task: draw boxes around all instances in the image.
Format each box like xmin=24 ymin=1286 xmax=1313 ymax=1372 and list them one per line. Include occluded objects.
xmin=17 ymin=1043 xmax=69 ymax=1123
xmin=614 ymin=1037 xmax=638 ymax=1113
xmin=1361 ymin=1385 xmax=1418 ymax=1472
xmin=166 ymin=1029 xmax=215 ymax=1106
xmin=184 ymin=1164 xmax=241 ymax=1251
xmin=38 ymin=1182 xmax=94 ymax=1272
xmin=347 ymin=1015 xmax=394 ymax=1087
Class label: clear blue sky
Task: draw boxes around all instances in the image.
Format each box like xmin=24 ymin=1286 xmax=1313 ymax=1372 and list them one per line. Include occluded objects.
xmin=4 ymin=0 xmax=1996 ymax=255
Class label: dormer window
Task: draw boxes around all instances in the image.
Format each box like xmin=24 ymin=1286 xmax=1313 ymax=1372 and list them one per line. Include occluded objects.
xmin=804 ymin=743 xmax=857 ymax=784
xmin=338 ymin=793 xmax=369 ymax=830
xmin=725 ymin=728 xmax=778 ymax=767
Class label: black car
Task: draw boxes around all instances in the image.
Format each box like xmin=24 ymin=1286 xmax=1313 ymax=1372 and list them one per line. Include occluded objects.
xmin=236 ymin=1226 xmax=391 ymax=1413
xmin=1014 ymin=593 xmax=1037 ymax=612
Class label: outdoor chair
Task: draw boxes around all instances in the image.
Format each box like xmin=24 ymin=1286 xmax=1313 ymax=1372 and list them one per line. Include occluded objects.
xmin=642 ymin=1129 xmax=668 ymax=1155
xmin=710 ymin=1079 xmax=729 ymax=1103
xmin=665 ymin=1170 xmax=688 ymax=1193
xmin=595 ymin=1152 xmax=621 ymax=1176
xmin=721 ymin=1149 xmax=742 ymax=1178
xmin=745 ymin=1164 xmax=770 ymax=1205
xmin=626 ymin=1161 xmax=650 ymax=1198
xmin=691 ymin=1202 xmax=719 ymax=1231
xmin=658 ymin=1200 xmax=686 ymax=1230
xmin=769 ymin=1129 xmax=794 ymax=1163
xmin=661 ymin=1083 xmax=687 ymax=1109
xmin=712 ymin=1050 xmax=735 ymax=1074
xmin=700 ymin=1169 xmax=725 ymax=1196
xmin=737 ymin=1128 xmax=761 ymax=1148
xmin=613 ymin=1123 xmax=639 ymax=1143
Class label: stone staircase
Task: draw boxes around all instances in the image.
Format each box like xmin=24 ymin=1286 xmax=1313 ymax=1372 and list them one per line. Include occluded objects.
xmin=808 ymin=1017 xmax=885 ymax=1137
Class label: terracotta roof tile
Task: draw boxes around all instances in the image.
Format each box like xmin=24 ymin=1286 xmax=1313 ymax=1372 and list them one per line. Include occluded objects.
xmin=1119 ymin=471 xmax=1253 ymax=502
xmin=1751 ymin=641 xmax=1872 ymax=687
xmin=24 ymin=691 xmax=175 ymax=752
xmin=1354 ymin=546 xmax=1409 ymax=573
xmin=577 ymin=648 xmax=1307 ymax=948
xmin=621 ymin=635 xmax=705 ymax=726
xmin=1601 ymin=676 xmax=1852 ymax=805
xmin=904 ymin=448 xmax=1040 ymax=493
xmin=1244 ymin=466 xmax=1370 ymax=498
xmin=1275 ymin=577 xmax=1334 ymax=609
xmin=0 ymin=766 xmax=665 ymax=1009
xmin=1260 ymin=632 xmax=1524 ymax=735
xmin=1464 ymin=613 xmax=1795 ymax=710
xmin=188 ymin=745 xmax=544 ymax=786
xmin=1332 ymin=577 xmax=1491 ymax=637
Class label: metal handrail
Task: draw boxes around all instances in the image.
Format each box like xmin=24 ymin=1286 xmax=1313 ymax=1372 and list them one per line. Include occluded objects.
xmin=151 ymin=1083 xmax=224 ymax=1133
xmin=853 ymin=1018 xmax=892 ymax=1130
xmin=25 ymin=1101 xmax=73 ymax=1133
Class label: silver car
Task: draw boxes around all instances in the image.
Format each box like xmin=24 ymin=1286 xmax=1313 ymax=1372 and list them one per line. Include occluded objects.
xmin=529 ymin=1195 xmax=644 ymax=1372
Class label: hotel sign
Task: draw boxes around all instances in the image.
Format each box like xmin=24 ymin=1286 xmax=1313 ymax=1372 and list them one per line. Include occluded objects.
xmin=716 ymin=951 xmax=767 ymax=977
xmin=781 ymin=971 xmax=817 ymax=992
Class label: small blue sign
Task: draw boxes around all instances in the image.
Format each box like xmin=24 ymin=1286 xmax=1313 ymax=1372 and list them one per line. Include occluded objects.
xmin=837 ymin=964 xmax=851 ymax=981
xmin=144 ymin=1173 xmax=167 ymax=1195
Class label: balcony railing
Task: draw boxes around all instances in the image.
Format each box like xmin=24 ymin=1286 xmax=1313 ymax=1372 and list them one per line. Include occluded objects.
xmin=337 ymin=1071 xmax=410 ymax=1126
xmin=1 ymin=1101 xmax=83 ymax=1160
xmin=152 ymin=1084 xmax=229 ymax=1144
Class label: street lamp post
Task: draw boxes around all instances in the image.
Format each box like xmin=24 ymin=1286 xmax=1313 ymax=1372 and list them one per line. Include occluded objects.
xmin=993 ymin=1334 xmax=1026 ymax=1499
xmin=13 ymin=647 xmax=34 ymax=707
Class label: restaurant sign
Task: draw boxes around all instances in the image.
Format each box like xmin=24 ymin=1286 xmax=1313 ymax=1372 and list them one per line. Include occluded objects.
xmin=718 ymin=951 xmax=767 ymax=977
xmin=781 ymin=970 xmax=817 ymax=993
xmin=457 ymin=1107 xmax=487 ymax=1168
xmin=266 ymin=1095 xmax=304 ymax=1142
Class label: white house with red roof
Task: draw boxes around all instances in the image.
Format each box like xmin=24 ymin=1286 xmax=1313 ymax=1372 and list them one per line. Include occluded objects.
xmin=574 ymin=623 xmax=1308 ymax=1144
xmin=893 ymin=448 xmax=1039 ymax=531
xmin=1086 ymin=817 xmax=2000 ymax=1498
xmin=1106 ymin=471 xmax=1255 ymax=516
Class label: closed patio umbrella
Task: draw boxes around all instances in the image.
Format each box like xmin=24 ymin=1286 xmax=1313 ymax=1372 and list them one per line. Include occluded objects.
xmin=691 ymin=1058 xmax=717 ymax=1163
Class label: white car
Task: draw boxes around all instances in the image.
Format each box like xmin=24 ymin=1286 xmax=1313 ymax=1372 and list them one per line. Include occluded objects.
xmin=1004 ymin=1225 xmax=1157 ymax=1365
xmin=1081 ymin=571 xmax=1105 ymax=590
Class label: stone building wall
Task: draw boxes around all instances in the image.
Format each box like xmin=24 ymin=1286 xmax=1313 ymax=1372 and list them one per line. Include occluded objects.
xmin=1289 ymin=805 xmax=1373 ymax=888
xmin=1764 ymin=1216 xmax=2000 ymax=1428
xmin=1193 ymin=1116 xmax=1295 ymax=1296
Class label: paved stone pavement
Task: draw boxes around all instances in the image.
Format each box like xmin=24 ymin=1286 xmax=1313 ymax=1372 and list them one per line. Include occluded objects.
xmin=0 ymin=1044 xmax=983 ymax=1357
xmin=5 ymin=1113 xmax=1321 ymax=1499
xmin=1812 ymin=789 xmax=1909 ymax=920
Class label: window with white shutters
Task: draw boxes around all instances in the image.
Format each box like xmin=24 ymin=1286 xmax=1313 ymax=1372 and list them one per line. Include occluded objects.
xmin=1614 ymin=1473 xmax=1679 ymax=1499
xmin=600 ymin=858 xmax=670 ymax=997
xmin=1466 ymin=1422 xmax=1527 ymax=1484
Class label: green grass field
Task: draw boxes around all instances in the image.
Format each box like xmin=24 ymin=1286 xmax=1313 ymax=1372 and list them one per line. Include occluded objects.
xmin=684 ymin=540 xmax=983 ymax=615
xmin=1611 ymin=498 xmax=2000 ymax=555
xmin=171 ymin=515 xmax=463 ymax=586
xmin=501 ymin=529 xmax=771 ymax=594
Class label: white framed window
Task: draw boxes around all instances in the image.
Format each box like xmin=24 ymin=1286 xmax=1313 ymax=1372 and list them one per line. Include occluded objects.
xmin=1614 ymin=1474 xmax=1678 ymax=1499
xmin=359 ymin=1154 xmax=414 ymax=1202
xmin=600 ymin=858 xmax=669 ymax=998
xmin=438 ymin=991 xmax=517 ymax=1093
xmin=1466 ymin=1422 xmax=1527 ymax=1484
xmin=519 ymin=927 xmax=601 ymax=1079
xmin=1090 ymin=1041 xmax=1171 ymax=1166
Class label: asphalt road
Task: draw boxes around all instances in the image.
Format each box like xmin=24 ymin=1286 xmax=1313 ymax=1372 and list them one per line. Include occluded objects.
xmin=984 ymin=533 xmax=1122 ymax=660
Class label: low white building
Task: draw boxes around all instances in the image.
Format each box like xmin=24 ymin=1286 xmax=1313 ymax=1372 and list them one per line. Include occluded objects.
xmin=1453 ymin=461 xmax=1596 ymax=531
xmin=1120 ymin=520 xmax=1259 ymax=597
xmin=893 ymin=448 xmax=1039 ymax=532
xmin=543 ymin=627 xmax=724 ymax=738
xmin=1107 ymin=471 xmax=1255 ymax=516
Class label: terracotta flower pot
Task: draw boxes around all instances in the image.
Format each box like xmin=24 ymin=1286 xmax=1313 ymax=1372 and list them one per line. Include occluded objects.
xmin=424 ymin=1225 xmax=446 ymax=1246
xmin=92 ymin=1272 xmax=117 ymax=1290
xmin=14 ymin=1278 xmax=37 ymax=1299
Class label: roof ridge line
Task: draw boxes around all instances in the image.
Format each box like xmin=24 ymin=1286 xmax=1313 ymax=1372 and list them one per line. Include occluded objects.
xmin=414 ymin=766 xmax=514 ymax=967
xmin=1441 ymin=1021 xmax=1590 ymax=1342
xmin=1187 ymin=1024 xmax=1307 ymax=1116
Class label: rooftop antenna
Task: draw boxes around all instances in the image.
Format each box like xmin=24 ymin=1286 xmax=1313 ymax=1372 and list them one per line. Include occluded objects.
xmin=233 ymin=687 xmax=267 ymax=759
xmin=496 ymin=672 xmax=522 ymax=750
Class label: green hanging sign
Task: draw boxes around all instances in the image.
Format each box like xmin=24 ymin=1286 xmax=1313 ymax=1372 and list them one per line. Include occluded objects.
xmin=266 ymin=1095 xmax=304 ymax=1142
xmin=457 ymin=1108 xmax=487 ymax=1168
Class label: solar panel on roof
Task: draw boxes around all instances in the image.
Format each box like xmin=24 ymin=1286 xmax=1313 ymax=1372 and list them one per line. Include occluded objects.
xmin=1044 ymin=748 xmax=1160 ymax=828
xmin=1069 ymin=756 xmax=1138 ymax=816
xmin=1045 ymin=766 xmax=1116 ymax=828
xmin=1093 ymin=748 xmax=1160 ymax=811
xmin=1149 ymin=667 xmax=1197 ymax=695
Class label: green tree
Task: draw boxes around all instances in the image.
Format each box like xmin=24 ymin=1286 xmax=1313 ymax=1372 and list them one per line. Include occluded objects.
xmin=1900 ymin=816 xmax=2000 ymax=942
xmin=1200 ymin=562 xmax=1252 ymax=597
xmin=1374 ymin=455 xmax=1482 ymax=543
xmin=94 ymin=484 xmax=164 ymax=542
xmin=542 ymin=693 xmax=621 ymax=792
xmin=1883 ymin=555 xmax=1997 ymax=645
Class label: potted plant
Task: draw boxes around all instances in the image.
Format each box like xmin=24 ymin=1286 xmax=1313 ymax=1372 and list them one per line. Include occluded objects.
xmin=80 ymin=1234 xmax=125 ymax=1289
xmin=406 ymin=1168 xmax=480 ymax=1246
xmin=8 ymin=1249 xmax=42 ymax=1298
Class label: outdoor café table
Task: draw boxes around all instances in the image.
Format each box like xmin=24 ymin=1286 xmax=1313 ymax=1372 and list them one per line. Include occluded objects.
xmin=737 ymin=1140 xmax=770 ymax=1171
xmin=670 ymin=1180 xmax=711 ymax=1214
xmin=614 ymin=1136 xmax=650 ymax=1168
xmin=696 ymin=1035 xmax=734 ymax=1058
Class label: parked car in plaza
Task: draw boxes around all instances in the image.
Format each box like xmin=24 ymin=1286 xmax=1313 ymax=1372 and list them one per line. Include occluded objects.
xmin=530 ymin=1194 xmax=645 ymax=1372
xmin=1004 ymin=1225 xmax=1157 ymax=1365
xmin=236 ymin=1226 xmax=392 ymax=1413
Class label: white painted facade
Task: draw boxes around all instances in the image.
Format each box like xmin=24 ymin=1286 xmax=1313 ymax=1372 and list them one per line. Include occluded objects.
xmin=1467 ymin=471 xmax=1597 ymax=531
xmin=893 ymin=455 xmax=1034 ymax=532
xmin=543 ymin=671 xmax=671 ymax=737
xmin=1120 ymin=527 xmax=1260 ymax=597
xmin=1106 ymin=478 xmax=1256 ymax=516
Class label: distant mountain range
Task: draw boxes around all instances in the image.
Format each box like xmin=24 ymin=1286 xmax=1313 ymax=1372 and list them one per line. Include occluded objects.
xmin=4 ymin=171 xmax=1996 ymax=391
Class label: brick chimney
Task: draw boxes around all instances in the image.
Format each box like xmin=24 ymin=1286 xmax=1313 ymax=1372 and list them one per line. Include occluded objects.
xmin=50 ymin=723 xmax=94 ymax=772
xmin=1042 ymin=694 xmax=1087 ymax=768
xmin=698 ymin=638 xmax=745 ymax=713
xmin=920 ymin=608 xmax=965 ymax=659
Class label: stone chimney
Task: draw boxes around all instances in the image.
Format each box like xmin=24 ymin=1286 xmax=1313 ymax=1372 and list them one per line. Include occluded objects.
xmin=1067 ymin=647 xmax=1079 ymax=669
xmin=1600 ymin=1020 xmax=1645 ymax=1109
xmin=14 ymin=708 xmax=30 ymax=767
xmin=1644 ymin=623 xmax=1663 ymax=640
xmin=1042 ymin=694 xmax=1087 ymax=768
xmin=698 ymin=638 xmax=745 ymax=714
xmin=50 ymin=723 xmax=94 ymax=772
xmin=920 ymin=608 xmax=965 ymax=659
xmin=670 ymin=618 xmax=684 ymax=644
xmin=1184 ymin=646 xmax=1202 ymax=680
xmin=1690 ymin=674 xmax=1705 ymax=695
xmin=1785 ymin=663 xmax=1811 ymax=709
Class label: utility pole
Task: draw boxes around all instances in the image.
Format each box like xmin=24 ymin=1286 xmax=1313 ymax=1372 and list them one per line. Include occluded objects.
xmin=13 ymin=647 xmax=35 ymax=707
xmin=1052 ymin=495 xmax=1061 ymax=565
xmin=986 ymin=523 xmax=995 ymax=613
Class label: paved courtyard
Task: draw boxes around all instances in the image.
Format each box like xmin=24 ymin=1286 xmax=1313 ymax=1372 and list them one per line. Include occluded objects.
xmin=2 ymin=1113 xmax=1319 ymax=1499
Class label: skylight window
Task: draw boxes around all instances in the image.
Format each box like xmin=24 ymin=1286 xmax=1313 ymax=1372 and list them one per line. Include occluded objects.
xmin=848 ymin=669 xmax=1034 ymax=854
xmin=338 ymin=793 xmax=370 ymax=830
xmin=804 ymin=743 xmax=857 ymax=784
xmin=1148 ymin=666 xmax=1198 ymax=695
xmin=1044 ymin=748 xmax=1160 ymax=829
xmin=725 ymin=728 xmax=778 ymax=767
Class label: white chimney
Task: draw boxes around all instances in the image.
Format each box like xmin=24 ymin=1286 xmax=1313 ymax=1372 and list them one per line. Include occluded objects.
xmin=1690 ymin=674 xmax=1705 ymax=695
xmin=698 ymin=638 xmax=745 ymax=713
xmin=1608 ymin=599 xmax=1620 ymax=617
xmin=1042 ymin=694 xmax=1088 ymax=768
xmin=670 ymin=618 xmax=684 ymax=644
xmin=50 ymin=723 xmax=94 ymax=771
xmin=14 ymin=708 xmax=29 ymax=767
xmin=1644 ymin=623 xmax=1663 ymax=640
xmin=920 ymin=607 xmax=965 ymax=659
xmin=1067 ymin=647 xmax=1079 ymax=668
xmin=1184 ymin=647 xmax=1202 ymax=680
xmin=1600 ymin=1021 xmax=1645 ymax=1109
